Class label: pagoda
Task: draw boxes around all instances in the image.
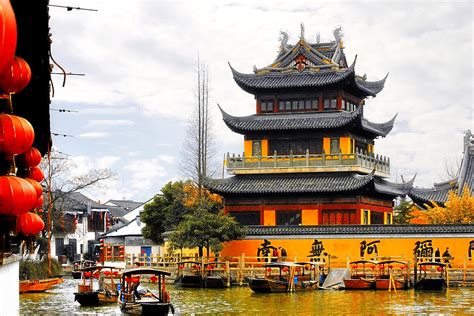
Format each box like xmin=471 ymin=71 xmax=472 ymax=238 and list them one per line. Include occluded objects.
xmin=206 ymin=25 xmax=413 ymax=227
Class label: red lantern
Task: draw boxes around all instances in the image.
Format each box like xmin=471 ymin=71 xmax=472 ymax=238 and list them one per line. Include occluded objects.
xmin=24 ymin=178 xmax=42 ymax=197
xmin=282 ymin=267 xmax=288 ymax=273
xmin=0 ymin=114 xmax=35 ymax=155
xmin=84 ymin=272 xmax=92 ymax=278
xmin=103 ymin=270 xmax=111 ymax=276
xmin=178 ymin=265 xmax=184 ymax=270
xmin=0 ymin=56 xmax=31 ymax=94
xmin=33 ymin=194 xmax=44 ymax=209
xmin=16 ymin=211 xmax=44 ymax=235
xmin=266 ymin=267 xmax=272 ymax=273
xmin=437 ymin=267 xmax=443 ymax=272
xmin=0 ymin=175 xmax=37 ymax=216
xmin=25 ymin=166 xmax=44 ymax=182
xmin=112 ymin=271 xmax=119 ymax=277
xmin=150 ymin=275 xmax=158 ymax=283
xmin=93 ymin=272 xmax=100 ymax=279
xmin=16 ymin=147 xmax=42 ymax=168
xmin=0 ymin=0 xmax=17 ymax=76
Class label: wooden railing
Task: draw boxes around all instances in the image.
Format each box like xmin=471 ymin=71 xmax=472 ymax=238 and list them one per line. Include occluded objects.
xmin=226 ymin=148 xmax=390 ymax=175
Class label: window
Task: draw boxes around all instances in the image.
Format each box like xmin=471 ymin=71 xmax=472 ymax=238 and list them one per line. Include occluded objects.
xmin=298 ymin=100 xmax=305 ymax=110
xmin=322 ymin=210 xmax=357 ymax=225
xmin=330 ymin=138 xmax=340 ymax=154
xmin=252 ymin=141 xmax=261 ymax=156
xmin=330 ymin=98 xmax=337 ymax=109
xmin=371 ymin=212 xmax=384 ymax=224
xmin=386 ymin=213 xmax=393 ymax=224
xmin=363 ymin=210 xmax=369 ymax=225
xmin=260 ymin=101 xmax=273 ymax=112
xmin=312 ymin=100 xmax=318 ymax=109
xmin=285 ymin=101 xmax=291 ymax=110
xmin=292 ymin=100 xmax=298 ymax=110
xmin=269 ymin=138 xmax=323 ymax=155
xmin=323 ymin=99 xmax=330 ymax=110
xmin=279 ymin=101 xmax=285 ymax=111
xmin=229 ymin=211 xmax=261 ymax=225
xmin=305 ymin=100 xmax=311 ymax=109
xmin=276 ymin=210 xmax=301 ymax=225
xmin=55 ymin=238 xmax=64 ymax=256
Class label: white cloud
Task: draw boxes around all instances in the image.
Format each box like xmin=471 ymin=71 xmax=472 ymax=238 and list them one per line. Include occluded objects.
xmin=86 ymin=120 xmax=135 ymax=129
xmin=78 ymin=132 xmax=110 ymax=138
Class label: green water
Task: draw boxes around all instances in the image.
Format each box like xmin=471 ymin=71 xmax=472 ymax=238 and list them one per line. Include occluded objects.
xmin=20 ymin=278 xmax=474 ymax=315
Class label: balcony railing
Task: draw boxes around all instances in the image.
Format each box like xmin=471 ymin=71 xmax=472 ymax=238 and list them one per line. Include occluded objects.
xmin=226 ymin=149 xmax=390 ymax=176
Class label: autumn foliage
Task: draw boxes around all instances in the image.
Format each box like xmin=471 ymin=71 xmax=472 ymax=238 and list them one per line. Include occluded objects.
xmin=410 ymin=186 xmax=474 ymax=224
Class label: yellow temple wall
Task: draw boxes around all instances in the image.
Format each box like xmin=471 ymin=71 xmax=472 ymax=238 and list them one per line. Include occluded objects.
xmin=220 ymin=237 xmax=473 ymax=268
xmin=244 ymin=140 xmax=252 ymax=157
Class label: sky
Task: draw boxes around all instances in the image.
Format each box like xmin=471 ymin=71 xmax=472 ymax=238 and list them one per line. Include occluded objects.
xmin=47 ymin=0 xmax=473 ymax=203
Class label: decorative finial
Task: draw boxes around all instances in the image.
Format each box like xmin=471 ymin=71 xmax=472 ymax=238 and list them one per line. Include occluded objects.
xmin=333 ymin=25 xmax=344 ymax=43
xmin=300 ymin=22 xmax=305 ymax=39
xmin=316 ymin=32 xmax=320 ymax=44
xmin=279 ymin=30 xmax=289 ymax=53
xmin=253 ymin=65 xmax=257 ymax=73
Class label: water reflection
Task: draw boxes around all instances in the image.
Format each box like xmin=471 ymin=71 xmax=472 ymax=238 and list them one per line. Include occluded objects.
xmin=20 ymin=278 xmax=474 ymax=315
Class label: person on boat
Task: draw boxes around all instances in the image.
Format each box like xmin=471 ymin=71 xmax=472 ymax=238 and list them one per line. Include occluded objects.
xmin=279 ymin=247 xmax=287 ymax=261
xmin=442 ymin=247 xmax=452 ymax=268
xmin=434 ymin=248 xmax=441 ymax=263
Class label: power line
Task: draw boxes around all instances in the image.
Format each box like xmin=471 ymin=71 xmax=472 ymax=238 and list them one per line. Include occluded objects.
xmin=50 ymin=108 xmax=79 ymax=113
xmin=52 ymin=132 xmax=74 ymax=138
xmin=49 ymin=4 xmax=98 ymax=12
xmin=51 ymin=72 xmax=85 ymax=76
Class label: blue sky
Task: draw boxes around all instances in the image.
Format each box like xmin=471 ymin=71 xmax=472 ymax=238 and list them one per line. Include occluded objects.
xmin=48 ymin=0 xmax=473 ymax=202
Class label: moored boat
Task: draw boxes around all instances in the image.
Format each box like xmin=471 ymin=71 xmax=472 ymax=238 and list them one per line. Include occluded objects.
xmin=249 ymin=262 xmax=319 ymax=293
xmin=174 ymin=261 xmax=203 ymax=288
xmin=118 ymin=268 xmax=174 ymax=315
xmin=71 ymin=260 xmax=94 ymax=279
xmin=375 ymin=260 xmax=409 ymax=290
xmin=343 ymin=260 xmax=377 ymax=290
xmin=203 ymin=262 xmax=230 ymax=288
xmin=414 ymin=262 xmax=447 ymax=290
xmin=19 ymin=277 xmax=63 ymax=293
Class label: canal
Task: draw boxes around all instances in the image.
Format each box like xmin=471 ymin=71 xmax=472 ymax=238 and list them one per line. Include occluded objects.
xmin=20 ymin=278 xmax=474 ymax=315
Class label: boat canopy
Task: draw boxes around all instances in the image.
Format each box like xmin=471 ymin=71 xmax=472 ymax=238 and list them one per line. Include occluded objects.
xmin=262 ymin=262 xmax=304 ymax=268
xmin=417 ymin=262 xmax=447 ymax=267
xmin=349 ymin=260 xmax=379 ymax=265
xmin=177 ymin=261 xmax=201 ymax=265
xmin=377 ymin=260 xmax=407 ymax=265
xmin=79 ymin=265 xmax=117 ymax=272
xmin=122 ymin=268 xmax=171 ymax=277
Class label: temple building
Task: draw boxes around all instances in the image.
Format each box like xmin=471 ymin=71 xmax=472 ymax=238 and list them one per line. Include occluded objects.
xmin=207 ymin=26 xmax=413 ymax=227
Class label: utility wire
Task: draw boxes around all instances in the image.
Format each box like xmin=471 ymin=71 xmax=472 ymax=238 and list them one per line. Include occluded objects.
xmin=52 ymin=132 xmax=74 ymax=138
xmin=51 ymin=72 xmax=85 ymax=76
xmin=49 ymin=4 xmax=98 ymax=12
xmin=50 ymin=108 xmax=79 ymax=113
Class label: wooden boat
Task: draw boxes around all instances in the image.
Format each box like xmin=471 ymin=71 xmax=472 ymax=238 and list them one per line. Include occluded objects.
xmin=118 ymin=268 xmax=174 ymax=315
xmin=375 ymin=260 xmax=409 ymax=290
xmin=19 ymin=277 xmax=63 ymax=293
xmin=71 ymin=260 xmax=94 ymax=279
xmin=248 ymin=262 xmax=319 ymax=293
xmin=414 ymin=262 xmax=447 ymax=290
xmin=343 ymin=260 xmax=377 ymax=290
xmin=74 ymin=265 xmax=121 ymax=306
xmin=203 ymin=262 xmax=230 ymax=288
xmin=174 ymin=261 xmax=203 ymax=288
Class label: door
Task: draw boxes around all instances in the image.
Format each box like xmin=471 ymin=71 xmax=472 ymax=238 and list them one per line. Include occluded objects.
xmin=141 ymin=246 xmax=152 ymax=266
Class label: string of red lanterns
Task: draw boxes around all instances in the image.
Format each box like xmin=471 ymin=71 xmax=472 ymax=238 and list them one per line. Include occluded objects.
xmin=0 ymin=0 xmax=44 ymax=236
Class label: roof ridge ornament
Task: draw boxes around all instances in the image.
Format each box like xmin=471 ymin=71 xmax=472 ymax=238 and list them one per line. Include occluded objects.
xmin=333 ymin=26 xmax=343 ymax=43
xmin=279 ymin=30 xmax=289 ymax=54
xmin=300 ymin=22 xmax=305 ymax=40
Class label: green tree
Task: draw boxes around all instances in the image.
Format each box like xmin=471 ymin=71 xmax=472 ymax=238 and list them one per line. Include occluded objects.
xmin=141 ymin=181 xmax=189 ymax=244
xmin=169 ymin=208 xmax=246 ymax=258
xmin=393 ymin=198 xmax=415 ymax=224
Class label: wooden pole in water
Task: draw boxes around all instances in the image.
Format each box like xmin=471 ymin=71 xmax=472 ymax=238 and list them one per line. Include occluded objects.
xmin=226 ymin=261 xmax=230 ymax=287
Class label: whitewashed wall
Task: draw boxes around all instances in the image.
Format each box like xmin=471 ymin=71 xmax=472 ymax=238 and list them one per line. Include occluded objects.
xmin=0 ymin=256 xmax=20 ymax=316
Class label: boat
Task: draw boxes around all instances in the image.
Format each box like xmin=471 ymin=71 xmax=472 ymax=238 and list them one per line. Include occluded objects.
xmin=74 ymin=265 xmax=121 ymax=306
xmin=19 ymin=277 xmax=63 ymax=293
xmin=203 ymin=262 xmax=230 ymax=288
xmin=174 ymin=261 xmax=203 ymax=288
xmin=118 ymin=268 xmax=174 ymax=315
xmin=374 ymin=260 xmax=409 ymax=290
xmin=414 ymin=262 xmax=447 ymax=290
xmin=71 ymin=260 xmax=94 ymax=279
xmin=248 ymin=262 xmax=319 ymax=293
xmin=343 ymin=260 xmax=377 ymax=290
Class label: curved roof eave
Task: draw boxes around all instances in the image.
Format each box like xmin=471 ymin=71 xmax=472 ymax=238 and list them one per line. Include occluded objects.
xmin=361 ymin=113 xmax=398 ymax=137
